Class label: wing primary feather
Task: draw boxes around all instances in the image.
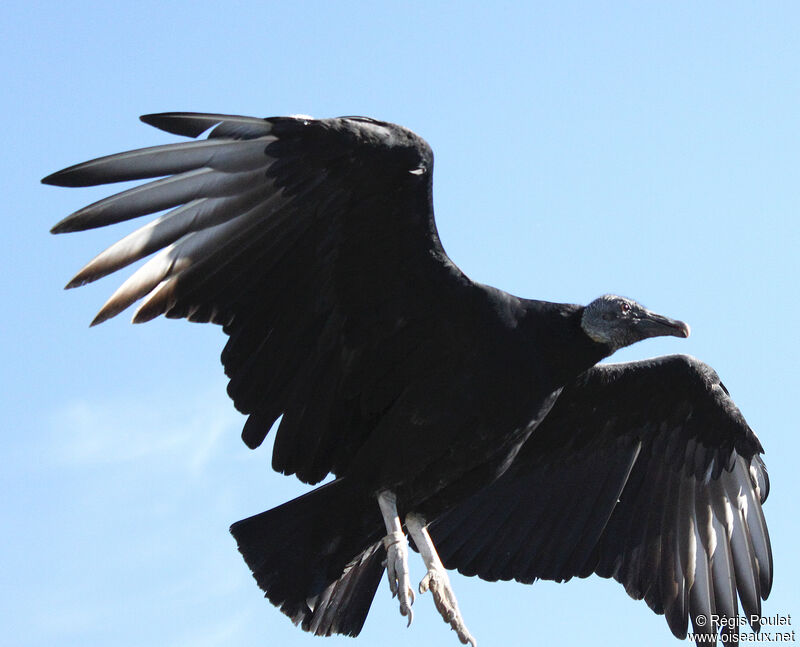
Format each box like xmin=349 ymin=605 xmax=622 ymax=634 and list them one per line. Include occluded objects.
xmin=66 ymin=183 xmax=272 ymax=288
xmin=44 ymin=137 xmax=273 ymax=192
xmin=90 ymin=244 xmax=186 ymax=326
xmin=140 ymin=112 xmax=273 ymax=138
xmin=678 ymin=475 xmax=698 ymax=593
xmin=709 ymin=513 xmax=738 ymax=634
xmin=689 ymin=482 xmax=717 ymax=644
xmin=51 ymin=165 xmax=268 ymax=233
xmin=90 ymin=193 xmax=276 ymax=325
xmin=723 ymin=466 xmax=762 ymax=628
xmin=689 ymin=548 xmax=716 ymax=645
xmin=737 ymin=458 xmax=773 ymax=597
xmin=751 ymin=456 xmax=770 ymax=502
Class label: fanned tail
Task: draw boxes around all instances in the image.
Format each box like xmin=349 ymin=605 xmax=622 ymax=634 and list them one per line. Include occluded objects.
xmin=230 ymin=478 xmax=386 ymax=636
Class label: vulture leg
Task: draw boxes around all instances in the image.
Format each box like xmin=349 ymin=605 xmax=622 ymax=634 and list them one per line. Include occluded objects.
xmin=377 ymin=490 xmax=415 ymax=625
xmin=406 ymin=513 xmax=477 ymax=647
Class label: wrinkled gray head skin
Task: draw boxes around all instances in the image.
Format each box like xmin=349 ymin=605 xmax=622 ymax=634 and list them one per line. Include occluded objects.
xmin=581 ymin=295 xmax=690 ymax=351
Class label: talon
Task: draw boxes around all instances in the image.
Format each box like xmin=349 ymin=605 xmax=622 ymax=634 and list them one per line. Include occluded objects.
xmin=406 ymin=513 xmax=477 ymax=646
xmin=378 ymin=492 xmax=416 ymax=628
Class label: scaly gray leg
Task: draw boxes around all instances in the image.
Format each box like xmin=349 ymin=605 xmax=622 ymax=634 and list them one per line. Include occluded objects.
xmin=406 ymin=512 xmax=476 ymax=646
xmin=377 ymin=490 xmax=415 ymax=625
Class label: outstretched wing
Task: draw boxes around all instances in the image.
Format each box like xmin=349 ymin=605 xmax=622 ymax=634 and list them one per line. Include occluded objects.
xmin=430 ymin=354 xmax=771 ymax=644
xmin=45 ymin=112 xmax=474 ymax=484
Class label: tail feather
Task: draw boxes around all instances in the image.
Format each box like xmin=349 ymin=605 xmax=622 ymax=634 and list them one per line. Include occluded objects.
xmin=230 ymin=478 xmax=385 ymax=636
xmin=304 ymin=542 xmax=385 ymax=636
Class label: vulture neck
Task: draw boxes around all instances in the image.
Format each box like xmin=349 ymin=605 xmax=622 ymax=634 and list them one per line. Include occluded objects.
xmin=521 ymin=300 xmax=612 ymax=386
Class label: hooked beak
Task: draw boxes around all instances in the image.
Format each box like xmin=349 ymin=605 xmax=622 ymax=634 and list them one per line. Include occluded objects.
xmin=637 ymin=309 xmax=691 ymax=340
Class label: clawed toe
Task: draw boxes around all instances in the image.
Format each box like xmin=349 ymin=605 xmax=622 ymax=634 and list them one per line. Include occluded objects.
xmin=383 ymin=529 xmax=415 ymax=625
xmin=405 ymin=513 xmax=477 ymax=646
xmin=378 ymin=493 xmax=475 ymax=643
xmin=419 ymin=566 xmax=476 ymax=646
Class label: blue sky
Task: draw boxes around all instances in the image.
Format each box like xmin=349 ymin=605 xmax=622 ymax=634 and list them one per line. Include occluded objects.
xmin=3 ymin=2 xmax=798 ymax=646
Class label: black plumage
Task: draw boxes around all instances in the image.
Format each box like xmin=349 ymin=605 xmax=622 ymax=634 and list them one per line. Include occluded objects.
xmin=429 ymin=356 xmax=770 ymax=641
xmin=45 ymin=112 xmax=770 ymax=646
xmin=293 ymin=356 xmax=770 ymax=645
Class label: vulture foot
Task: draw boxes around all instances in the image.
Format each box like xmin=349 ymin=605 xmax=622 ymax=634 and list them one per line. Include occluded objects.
xmin=420 ymin=565 xmax=476 ymax=646
xmin=383 ymin=530 xmax=415 ymax=624
xmin=378 ymin=490 xmax=415 ymax=626
xmin=407 ymin=513 xmax=476 ymax=646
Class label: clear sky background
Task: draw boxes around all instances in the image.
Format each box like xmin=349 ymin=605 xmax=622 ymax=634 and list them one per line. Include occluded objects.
xmin=2 ymin=2 xmax=798 ymax=647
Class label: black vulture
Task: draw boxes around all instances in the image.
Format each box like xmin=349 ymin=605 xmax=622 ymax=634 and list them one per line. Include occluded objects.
xmin=44 ymin=113 xmax=770 ymax=646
